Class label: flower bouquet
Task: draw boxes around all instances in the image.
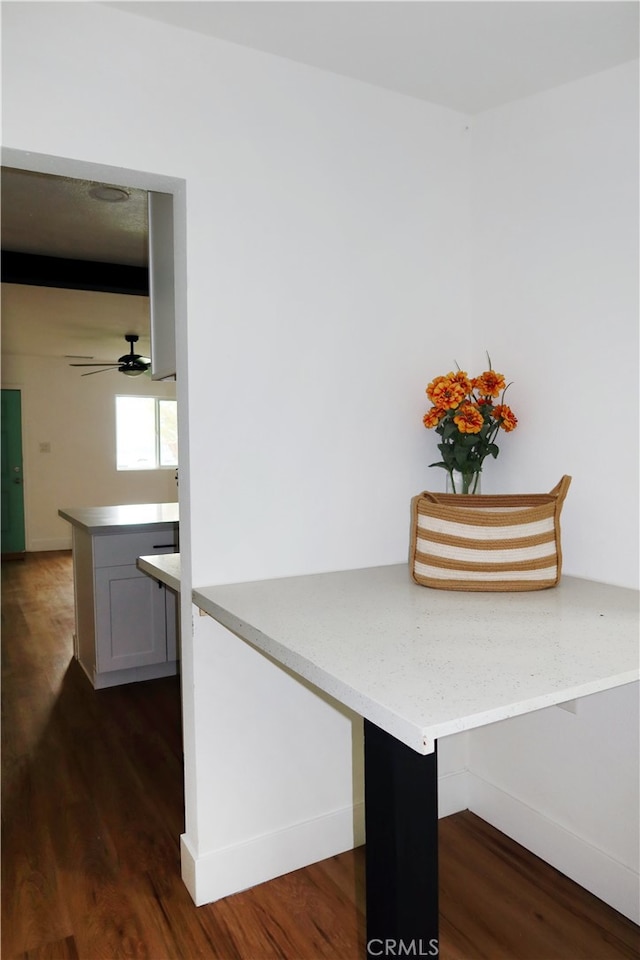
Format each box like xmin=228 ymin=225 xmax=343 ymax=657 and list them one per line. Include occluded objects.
xmin=422 ymin=358 xmax=517 ymax=493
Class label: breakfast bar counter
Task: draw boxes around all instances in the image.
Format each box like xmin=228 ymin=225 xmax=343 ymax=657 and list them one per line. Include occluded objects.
xmin=193 ymin=564 xmax=638 ymax=956
xmin=193 ymin=565 xmax=638 ymax=754
xmin=138 ymin=552 xmax=181 ymax=594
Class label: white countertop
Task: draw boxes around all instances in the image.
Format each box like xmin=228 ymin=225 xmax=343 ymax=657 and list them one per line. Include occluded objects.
xmin=138 ymin=553 xmax=181 ymax=593
xmin=194 ymin=564 xmax=639 ymax=754
xmin=59 ymin=502 xmax=179 ymax=534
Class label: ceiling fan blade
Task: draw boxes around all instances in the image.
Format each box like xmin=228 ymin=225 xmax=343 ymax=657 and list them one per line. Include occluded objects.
xmin=81 ymin=367 xmax=118 ymax=376
xmin=72 ymin=336 xmax=151 ymax=376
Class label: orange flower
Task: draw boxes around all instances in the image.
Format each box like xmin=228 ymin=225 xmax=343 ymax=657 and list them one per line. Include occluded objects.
xmin=494 ymin=404 xmax=518 ymax=432
xmin=426 ymin=375 xmax=446 ymax=403
xmin=427 ymin=374 xmax=466 ymax=410
xmin=423 ymin=358 xmax=517 ymax=478
xmin=453 ymin=404 xmax=484 ymax=434
xmin=473 ymin=370 xmax=506 ymax=398
xmin=422 ymin=407 xmax=443 ymax=429
xmin=450 ymin=370 xmax=472 ymax=395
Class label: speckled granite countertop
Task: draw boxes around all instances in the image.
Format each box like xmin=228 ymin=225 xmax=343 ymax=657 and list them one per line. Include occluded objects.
xmin=138 ymin=553 xmax=181 ymax=593
xmin=193 ymin=564 xmax=639 ymax=754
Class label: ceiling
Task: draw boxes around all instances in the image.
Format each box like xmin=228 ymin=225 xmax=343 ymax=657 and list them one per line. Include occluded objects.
xmin=2 ymin=1 xmax=638 ymax=362
xmin=107 ymin=1 xmax=639 ymax=114
xmin=1 ymin=167 xmax=149 ymax=268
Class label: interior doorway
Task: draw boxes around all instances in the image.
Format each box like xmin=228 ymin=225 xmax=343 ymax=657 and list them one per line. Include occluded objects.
xmin=1 ymin=149 xmax=185 ymax=553
xmin=0 ymin=145 xmax=188 ymax=879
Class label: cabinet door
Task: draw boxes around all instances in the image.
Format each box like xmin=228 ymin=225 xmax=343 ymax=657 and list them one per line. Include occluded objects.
xmin=95 ymin=564 xmax=169 ymax=672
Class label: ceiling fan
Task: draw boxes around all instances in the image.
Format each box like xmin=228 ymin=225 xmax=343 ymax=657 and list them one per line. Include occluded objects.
xmin=69 ymin=334 xmax=151 ymax=377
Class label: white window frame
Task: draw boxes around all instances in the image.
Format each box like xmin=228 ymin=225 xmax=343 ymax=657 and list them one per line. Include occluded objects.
xmin=116 ymin=395 xmax=178 ymax=471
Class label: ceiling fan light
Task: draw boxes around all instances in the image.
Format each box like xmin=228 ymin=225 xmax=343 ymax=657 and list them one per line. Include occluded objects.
xmin=121 ymin=367 xmax=144 ymax=377
xmin=89 ymin=185 xmax=130 ymax=203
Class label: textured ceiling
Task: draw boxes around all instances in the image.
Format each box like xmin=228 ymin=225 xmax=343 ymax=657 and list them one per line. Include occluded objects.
xmin=1 ymin=167 xmax=148 ymax=267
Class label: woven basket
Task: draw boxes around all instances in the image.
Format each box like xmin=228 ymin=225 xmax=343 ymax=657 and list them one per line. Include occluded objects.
xmin=410 ymin=475 xmax=571 ymax=592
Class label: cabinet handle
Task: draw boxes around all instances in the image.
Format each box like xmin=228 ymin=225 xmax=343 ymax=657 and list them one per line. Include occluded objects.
xmin=152 ymin=544 xmax=176 ymax=550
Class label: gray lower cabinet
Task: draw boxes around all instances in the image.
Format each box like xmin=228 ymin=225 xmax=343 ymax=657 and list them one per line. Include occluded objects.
xmin=95 ymin=563 xmax=177 ymax=674
xmin=71 ymin=525 xmax=179 ymax=689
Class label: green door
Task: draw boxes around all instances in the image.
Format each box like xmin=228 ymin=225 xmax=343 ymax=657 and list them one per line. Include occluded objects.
xmin=1 ymin=389 xmax=26 ymax=555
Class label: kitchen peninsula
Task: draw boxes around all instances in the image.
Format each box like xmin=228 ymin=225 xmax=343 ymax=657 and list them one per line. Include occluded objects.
xmin=59 ymin=503 xmax=179 ymax=689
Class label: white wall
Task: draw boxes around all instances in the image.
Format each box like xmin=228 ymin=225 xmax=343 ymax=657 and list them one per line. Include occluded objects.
xmin=470 ymin=62 xmax=639 ymax=588
xmin=468 ymin=685 xmax=640 ymax=922
xmin=1 ymin=283 xmax=177 ymax=550
xmin=2 ymin=1 xmax=637 ymax=922
xmin=467 ymin=61 xmax=639 ymax=921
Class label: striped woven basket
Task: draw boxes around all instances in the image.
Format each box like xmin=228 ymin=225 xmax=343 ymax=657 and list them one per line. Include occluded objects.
xmin=410 ymin=475 xmax=571 ymax=592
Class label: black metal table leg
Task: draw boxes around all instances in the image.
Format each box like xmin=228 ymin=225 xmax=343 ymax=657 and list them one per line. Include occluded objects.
xmin=364 ymin=719 xmax=439 ymax=959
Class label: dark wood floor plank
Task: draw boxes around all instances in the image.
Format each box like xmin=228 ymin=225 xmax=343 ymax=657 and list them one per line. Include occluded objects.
xmin=2 ymin=552 xmax=639 ymax=960
xmin=209 ymin=864 xmax=363 ymax=959
xmin=1 ymin=758 xmax=74 ymax=956
xmin=439 ymin=811 xmax=640 ymax=960
xmin=19 ymin=934 xmax=81 ymax=960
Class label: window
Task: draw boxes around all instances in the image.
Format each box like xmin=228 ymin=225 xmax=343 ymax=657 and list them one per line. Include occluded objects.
xmin=116 ymin=396 xmax=178 ymax=470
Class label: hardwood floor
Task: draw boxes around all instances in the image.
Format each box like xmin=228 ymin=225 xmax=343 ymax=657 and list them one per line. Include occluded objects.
xmin=2 ymin=551 xmax=639 ymax=960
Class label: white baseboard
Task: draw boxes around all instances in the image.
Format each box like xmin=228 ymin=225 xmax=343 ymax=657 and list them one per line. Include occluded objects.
xmin=438 ymin=768 xmax=469 ymax=818
xmin=75 ymin=656 xmax=178 ymax=689
xmin=180 ymin=769 xmax=468 ymax=908
xmin=468 ymin=771 xmax=640 ymax=924
xmin=179 ymin=768 xmax=638 ymax=924
xmin=27 ymin=537 xmax=72 ymax=551
xmin=91 ymin=659 xmax=179 ymax=689
xmin=181 ymin=801 xmax=365 ymax=907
